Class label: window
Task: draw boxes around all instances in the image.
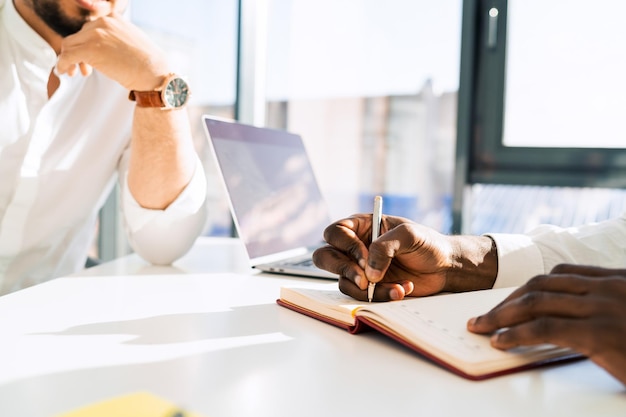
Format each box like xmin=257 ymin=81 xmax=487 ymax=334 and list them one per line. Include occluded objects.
xmin=454 ymin=0 xmax=626 ymax=234
xmin=264 ymin=0 xmax=463 ymax=232
xmin=504 ymin=1 xmax=626 ymax=149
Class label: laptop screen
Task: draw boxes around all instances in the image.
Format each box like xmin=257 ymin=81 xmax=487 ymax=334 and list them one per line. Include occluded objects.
xmin=203 ymin=117 xmax=332 ymax=261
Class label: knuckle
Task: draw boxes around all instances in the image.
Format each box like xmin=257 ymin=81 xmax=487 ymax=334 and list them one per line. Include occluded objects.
xmin=337 ymin=263 xmax=357 ymax=280
xmin=346 ymin=241 xmax=365 ymax=261
xmin=528 ymin=317 xmax=553 ymax=341
xmin=367 ymin=243 xmax=390 ymax=270
xmin=519 ymin=290 xmax=543 ymax=309
xmin=550 ymin=263 xmax=570 ymax=274
xmin=99 ymin=15 xmax=114 ymax=28
xmin=526 ymin=275 xmax=549 ymax=290
xmin=369 ymin=239 xmax=397 ymax=258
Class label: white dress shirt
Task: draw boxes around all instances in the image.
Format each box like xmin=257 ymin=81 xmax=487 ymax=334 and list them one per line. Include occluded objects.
xmin=0 ymin=0 xmax=207 ymax=294
xmin=488 ymin=212 xmax=626 ymax=288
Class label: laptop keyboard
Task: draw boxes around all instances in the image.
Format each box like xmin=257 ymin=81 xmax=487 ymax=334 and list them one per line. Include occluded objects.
xmin=277 ymin=258 xmax=315 ymax=268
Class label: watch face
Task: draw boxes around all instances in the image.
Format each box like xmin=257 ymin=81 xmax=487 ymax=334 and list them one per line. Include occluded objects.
xmin=163 ymin=77 xmax=190 ymax=108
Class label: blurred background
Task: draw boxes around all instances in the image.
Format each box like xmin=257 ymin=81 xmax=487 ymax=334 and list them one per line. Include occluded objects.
xmin=96 ymin=0 xmax=626 ymax=260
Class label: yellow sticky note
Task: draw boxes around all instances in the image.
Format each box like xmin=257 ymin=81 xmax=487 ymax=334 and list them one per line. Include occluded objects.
xmin=56 ymin=392 xmax=206 ymax=417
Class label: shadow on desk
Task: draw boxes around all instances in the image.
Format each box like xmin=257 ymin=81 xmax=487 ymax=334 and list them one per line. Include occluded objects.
xmin=0 ymin=303 xmax=296 ymax=415
xmin=28 ymin=303 xmax=281 ymax=344
xmin=3 ymin=302 xmax=626 ymax=417
xmin=0 ymin=312 xmax=293 ymax=417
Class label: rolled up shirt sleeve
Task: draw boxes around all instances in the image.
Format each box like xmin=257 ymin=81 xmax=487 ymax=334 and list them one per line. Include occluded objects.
xmin=121 ymin=155 xmax=208 ymax=265
xmin=483 ymin=233 xmax=544 ymax=288
xmin=486 ymin=212 xmax=626 ymax=288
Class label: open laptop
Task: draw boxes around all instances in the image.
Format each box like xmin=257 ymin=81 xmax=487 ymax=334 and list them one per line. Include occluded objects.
xmin=202 ymin=115 xmax=338 ymax=279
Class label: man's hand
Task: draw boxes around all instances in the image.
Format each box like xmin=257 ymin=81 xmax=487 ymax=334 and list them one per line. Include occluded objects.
xmin=468 ymin=264 xmax=626 ymax=385
xmin=312 ymin=214 xmax=497 ymax=301
xmin=56 ymin=12 xmax=169 ymax=91
xmin=50 ymin=5 xmax=197 ymax=211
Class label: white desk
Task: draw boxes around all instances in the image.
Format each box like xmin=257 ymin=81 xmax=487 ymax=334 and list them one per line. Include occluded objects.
xmin=0 ymin=237 xmax=624 ymax=417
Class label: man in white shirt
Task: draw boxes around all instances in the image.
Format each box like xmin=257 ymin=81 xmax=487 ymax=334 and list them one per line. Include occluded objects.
xmin=0 ymin=0 xmax=208 ymax=294
xmin=312 ymin=213 xmax=626 ymax=384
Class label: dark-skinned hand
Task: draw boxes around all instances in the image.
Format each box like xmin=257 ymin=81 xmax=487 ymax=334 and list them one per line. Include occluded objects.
xmin=312 ymin=214 xmax=497 ymax=301
xmin=468 ymin=264 xmax=626 ymax=385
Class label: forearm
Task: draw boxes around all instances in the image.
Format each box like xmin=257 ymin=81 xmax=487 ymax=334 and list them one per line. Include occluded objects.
xmin=443 ymin=235 xmax=498 ymax=292
xmin=127 ymin=106 xmax=197 ymax=209
xmin=56 ymin=11 xmax=200 ymax=210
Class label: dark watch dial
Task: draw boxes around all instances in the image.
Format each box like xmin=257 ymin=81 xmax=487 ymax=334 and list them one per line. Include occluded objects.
xmin=163 ymin=77 xmax=190 ymax=108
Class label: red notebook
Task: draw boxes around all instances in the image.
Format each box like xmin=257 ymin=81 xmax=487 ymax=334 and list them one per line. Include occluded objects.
xmin=277 ymin=286 xmax=583 ymax=381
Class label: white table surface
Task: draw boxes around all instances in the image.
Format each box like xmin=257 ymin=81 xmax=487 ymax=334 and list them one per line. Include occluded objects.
xmin=0 ymin=237 xmax=624 ymax=417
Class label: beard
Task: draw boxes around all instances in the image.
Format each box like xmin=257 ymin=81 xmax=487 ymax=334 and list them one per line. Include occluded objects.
xmin=31 ymin=0 xmax=90 ymax=37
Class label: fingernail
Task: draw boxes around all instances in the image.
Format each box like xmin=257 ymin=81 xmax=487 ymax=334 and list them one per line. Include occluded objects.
xmin=389 ymin=288 xmax=401 ymax=300
xmin=358 ymin=258 xmax=366 ymax=270
xmin=401 ymin=281 xmax=414 ymax=297
xmin=354 ymin=275 xmax=366 ymax=290
xmin=467 ymin=317 xmax=477 ymax=327
xmin=354 ymin=275 xmax=362 ymax=288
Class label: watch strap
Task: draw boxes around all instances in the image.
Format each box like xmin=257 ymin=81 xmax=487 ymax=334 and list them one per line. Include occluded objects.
xmin=128 ymin=90 xmax=165 ymax=108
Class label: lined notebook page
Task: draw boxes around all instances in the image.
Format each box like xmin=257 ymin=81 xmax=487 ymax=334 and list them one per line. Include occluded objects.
xmin=358 ymin=287 xmax=571 ymax=372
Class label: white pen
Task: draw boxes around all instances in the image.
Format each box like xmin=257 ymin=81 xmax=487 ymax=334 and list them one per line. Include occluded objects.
xmin=368 ymin=195 xmax=383 ymax=302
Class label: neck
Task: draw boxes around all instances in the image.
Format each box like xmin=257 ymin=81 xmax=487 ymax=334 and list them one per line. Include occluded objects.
xmin=13 ymin=0 xmax=63 ymax=54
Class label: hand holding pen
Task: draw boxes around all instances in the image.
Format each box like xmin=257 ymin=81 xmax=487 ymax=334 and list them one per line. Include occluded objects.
xmin=368 ymin=195 xmax=383 ymax=302
xmin=313 ymin=203 xmax=460 ymax=302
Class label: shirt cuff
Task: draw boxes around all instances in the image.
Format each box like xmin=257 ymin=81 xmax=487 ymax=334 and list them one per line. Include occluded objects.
xmin=483 ymin=233 xmax=545 ymax=288
xmin=122 ymin=156 xmax=207 ymax=233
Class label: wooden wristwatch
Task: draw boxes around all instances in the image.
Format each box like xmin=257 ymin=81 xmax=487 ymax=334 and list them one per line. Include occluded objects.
xmin=128 ymin=73 xmax=190 ymax=109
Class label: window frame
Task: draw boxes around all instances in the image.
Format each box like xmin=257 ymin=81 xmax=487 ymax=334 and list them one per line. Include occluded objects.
xmin=453 ymin=0 xmax=626 ymax=232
